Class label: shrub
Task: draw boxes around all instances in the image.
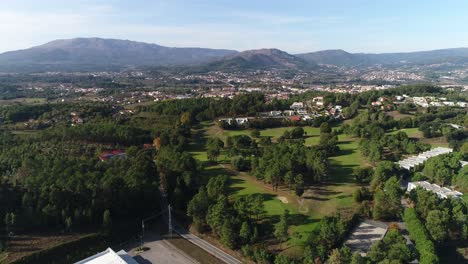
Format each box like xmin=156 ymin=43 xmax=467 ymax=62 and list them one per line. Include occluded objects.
xmin=404 ymin=208 xmax=439 ymax=264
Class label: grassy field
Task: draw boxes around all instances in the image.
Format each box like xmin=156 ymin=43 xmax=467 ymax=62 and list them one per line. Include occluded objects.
xmin=191 ymin=122 xmax=362 ymax=247
xmin=387 ymin=127 xmax=449 ymax=147
xmin=208 ymin=125 xmax=324 ymax=146
xmin=385 ymin=110 xmax=414 ymax=120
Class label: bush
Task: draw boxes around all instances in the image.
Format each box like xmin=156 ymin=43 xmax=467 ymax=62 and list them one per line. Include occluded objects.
xmin=404 ymin=208 xmax=439 ymax=264
xmin=353 ymin=187 xmax=372 ymax=202
xmin=231 ymin=156 xmax=251 ymax=171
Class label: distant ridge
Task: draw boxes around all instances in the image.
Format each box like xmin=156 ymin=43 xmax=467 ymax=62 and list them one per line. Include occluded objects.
xmin=296 ymin=48 xmax=468 ymax=66
xmin=202 ymin=48 xmax=315 ymax=72
xmin=0 ymin=38 xmax=237 ymax=71
xmin=0 ymin=37 xmax=468 ymax=72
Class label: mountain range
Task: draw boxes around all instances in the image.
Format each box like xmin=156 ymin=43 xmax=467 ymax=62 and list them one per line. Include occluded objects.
xmin=297 ymin=48 xmax=468 ymax=66
xmin=0 ymin=38 xmax=468 ymax=72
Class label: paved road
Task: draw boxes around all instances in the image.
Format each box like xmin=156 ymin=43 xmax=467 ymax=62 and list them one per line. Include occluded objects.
xmin=158 ymin=186 xmax=242 ymax=264
xmin=173 ymin=225 xmax=242 ymax=264
xmin=126 ymin=233 xmax=198 ymax=264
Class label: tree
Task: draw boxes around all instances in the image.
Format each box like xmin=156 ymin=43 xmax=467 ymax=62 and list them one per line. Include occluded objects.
xmin=373 ymin=177 xmax=402 ymax=221
xmin=65 ymin=217 xmax=72 ymax=232
xmin=320 ymin=122 xmax=332 ymax=133
xmin=103 ymin=209 xmax=112 ymax=230
xmin=294 ymin=174 xmax=305 ymax=196
xmin=239 ymin=221 xmax=252 ymax=244
xmin=291 ymin=127 xmax=305 ymax=139
xmin=274 ymin=255 xmax=290 ymax=264
xmin=371 ymin=161 xmax=398 ymax=190
xmin=251 ymin=129 xmax=261 ymax=138
xmin=187 ymin=187 xmax=210 ymax=230
xmin=207 ymin=195 xmax=229 ymax=234
xmin=350 ymin=253 xmax=367 ymax=264
xmin=180 ymin=111 xmax=194 ymax=125
xmin=220 ymin=219 xmax=237 ymax=249
xmin=423 ymin=157 xmax=452 ymax=185
xmin=274 ymin=210 xmax=289 ymax=246
xmin=461 ymin=142 xmax=468 ymax=159
xmin=328 ymin=247 xmax=351 ymax=264
xmin=353 ymin=167 xmax=373 ymax=184
xmin=207 ymin=137 xmax=224 ymax=162
xmin=368 ymin=143 xmax=383 ymax=164
xmin=426 ymin=209 xmax=449 ymax=243
xmin=353 ymin=187 xmax=371 ymax=202
xmin=368 ymin=229 xmax=414 ymax=263
xmin=206 ymin=176 xmax=228 ymax=199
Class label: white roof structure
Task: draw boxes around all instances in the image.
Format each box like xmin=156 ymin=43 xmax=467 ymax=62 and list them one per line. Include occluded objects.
xmin=344 ymin=220 xmax=388 ymax=256
xmin=75 ymin=248 xmax=138 ymax=264
xmin=396 ymin=147 xmax=452 ymax=170
xmin=290 ymin=102 xmax=304 ymax=109
xmin=407 ymin=181 xmax=463 ymax=199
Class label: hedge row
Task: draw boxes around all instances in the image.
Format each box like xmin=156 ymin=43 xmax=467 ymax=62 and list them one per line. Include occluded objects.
xmin=11 ymin=233 xmax=107 ymax=264
xmin=404 ymin=208 xmax=439 ymax=264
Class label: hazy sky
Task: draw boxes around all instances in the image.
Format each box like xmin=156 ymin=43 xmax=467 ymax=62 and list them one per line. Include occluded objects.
xmin=1 ymin=0 xmax=467 ymax=53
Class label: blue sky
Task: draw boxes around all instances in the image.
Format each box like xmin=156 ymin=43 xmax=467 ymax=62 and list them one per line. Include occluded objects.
xmin=1 ymin=0 xmax=467 ymax=53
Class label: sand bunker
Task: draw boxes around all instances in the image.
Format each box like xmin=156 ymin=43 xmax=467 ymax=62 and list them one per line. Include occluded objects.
xmin=276 ymin=196 xmax=289 ymax=204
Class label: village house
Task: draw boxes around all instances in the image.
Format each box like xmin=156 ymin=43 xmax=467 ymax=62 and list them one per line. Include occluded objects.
xmin=312 ymin=96 xmax=324 ymax=106
xmin=290 ymin=102 xmax=304 ymax=111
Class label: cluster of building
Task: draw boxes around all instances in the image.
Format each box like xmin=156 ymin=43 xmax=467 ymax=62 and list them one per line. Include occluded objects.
xmin=371 ymin=95 xmax=468 ymax=110
xmin=411 ymin=96 xmax=468 ymax=108
xmin=361 ymin=70 xmax=424 ymax=82
xmin=396 ymin=147 xmax=453 ymax=170
xmin=218 ymin=98 xmax=344 ymax=126
xmin=407 ymin=181 xmax=463 ymax=199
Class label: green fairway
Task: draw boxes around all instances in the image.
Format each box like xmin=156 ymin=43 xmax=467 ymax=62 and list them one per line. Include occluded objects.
xmin=207 ymin=125 xmax=323 ymax=146
xmin=388 ymin=127 xmax=420 ymax=138
xmin=196 ymin=123 xmax=363 ymax=244
xmin=387 ymin=127 xmax=449 ymax=148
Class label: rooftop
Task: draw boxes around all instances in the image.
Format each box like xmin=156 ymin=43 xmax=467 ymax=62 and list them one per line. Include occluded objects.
xmin=75 ymin=248 xmax=138 ymax=264
xmin=408 ymin=181 xmax=463 ymax=199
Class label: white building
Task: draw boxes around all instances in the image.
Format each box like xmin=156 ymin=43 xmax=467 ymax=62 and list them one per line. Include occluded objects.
xmin=235 ymin=117 xmax=249 ymax=125
xmin=313 ymin=97 xmax=324 ymax=106
xmin=270 ymin=111 xmax=282 ymax=116
xmin=75 ymin=248 xmax=138 ymax=264
xmin=457 ymin=102 xmax=468 ymax=108
xmin=397 ymin=147 xmax=453 ymax=170
xmin=290 ymin=102 xmax=304 ymax=110
xmin=413 ymin=97 xmax=429 ymax=108
xmin=407 ymin=181 xmax=463 ymax=199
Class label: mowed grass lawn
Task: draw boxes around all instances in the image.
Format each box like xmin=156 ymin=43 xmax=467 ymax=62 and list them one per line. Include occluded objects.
xmin=208 ymin=125 xmax=324 ymax=146
xmin=387 ymin=127 xmax=449 ymax=148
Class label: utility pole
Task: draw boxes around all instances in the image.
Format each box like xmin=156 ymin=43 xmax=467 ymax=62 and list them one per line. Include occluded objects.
xmin=168 ymin=204 xmax=172 ymax=238
xmin=141 ymin=220 xmax=145 ymax=249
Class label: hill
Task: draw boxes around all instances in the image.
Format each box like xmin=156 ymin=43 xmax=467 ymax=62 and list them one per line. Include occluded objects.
xmin=0 ymin=38 xmax=237 ymax=72
xmin=296 ymin=48 xmax=468 ymax=67
xmin=202 ymin=48 xmax=315 ymax=72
